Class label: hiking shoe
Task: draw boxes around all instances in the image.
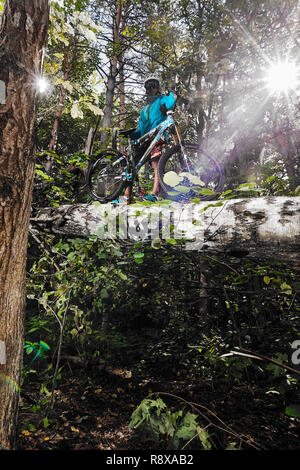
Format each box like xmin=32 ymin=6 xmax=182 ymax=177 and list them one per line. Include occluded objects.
xmin=143 ymin=194 xmax=158 ymax=203
xmin=111 ymin=196 xmax=130 ymax=205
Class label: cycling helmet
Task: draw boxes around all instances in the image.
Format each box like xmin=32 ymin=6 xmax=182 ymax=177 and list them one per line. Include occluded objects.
xmin=144 ymin=76 xmax=160 ymax=90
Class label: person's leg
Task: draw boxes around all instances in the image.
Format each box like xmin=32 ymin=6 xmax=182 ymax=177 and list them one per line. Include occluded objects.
xmin=149 ymin=139 xmax=166 ymax=198
xmin=124 ymin=184 xmax=132 ymax=199
xmin=151 ymin=159 xmax=160 ymax=196
xmin=112 ymin=183 xmax=132 ymax=204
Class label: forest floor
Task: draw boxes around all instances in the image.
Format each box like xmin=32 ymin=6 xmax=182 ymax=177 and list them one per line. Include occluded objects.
xmin=16 ymin=362 xmax=300 ymax=452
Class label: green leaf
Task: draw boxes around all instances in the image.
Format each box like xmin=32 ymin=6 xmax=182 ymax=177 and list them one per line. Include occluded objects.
xmin=263 ymin=276 xmax=271 ymax=285
xmin=71 ymin=102 xmax=84 ymax=119
xmin=54 ymin=77 xmax=74 ymax=93
xmin=226 ymin=442 xmax=239 ymax=450
xmin=182 ymin=173 xmax=205 ymax=186
xmin=190 ymin=198 xmax=202 ymax=203
xmin=28 ymin=423 xmax=36 ymax=432
xmin=53 ymin=52 xmax=64 ymax=60
xmin=294 ymin=186 xmax=300 ymax=196
xmin=100 ymin=288 xmax=109 ymax=299
xmin=133 ymin=252 xmax=144 ymax=264
xmin=85 ymin=102 xmax=103 ymax=116
xmin=198 ymin=427 xmax=212 ymax=450
xmin=237 ymin=182 xmax=258 ymax=191
xmin=198 ymin=187 xmax=215 ymax=195
xmin=285 ymin=404 xmax=300 ymax=417
xmin=266 ymin=353 xmax=288 ymax=377
xmin=175 ymin=412 xmax=198 ymax=441
xmin=165 ymin=238 xmax=177 ymax=245
xmin=43 ymin=417 xmax=49 ymax=428
xmin=173 ymin=185 xmax=191 ymax=194
xmin=35 ymin=169 xmax=54 ymax=182
xmin=117 ymin=271 xmax=128 ymax=280
xmin=129 ymin=398 xmax=166 ymax=430
xmin=220 ymin=189 xmax=233 ymax=197
xmin=280 ymin=282 xmax=292 ymax=295
xmin=198 ymin=202 xmax=223 ymax=213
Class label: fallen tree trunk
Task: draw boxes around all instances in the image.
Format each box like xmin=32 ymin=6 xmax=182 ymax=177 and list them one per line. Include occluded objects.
xmin=30 ymin=196 xmax=300 ymax=262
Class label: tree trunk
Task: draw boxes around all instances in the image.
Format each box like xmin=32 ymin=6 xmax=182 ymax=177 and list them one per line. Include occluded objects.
xmin=118 ymin=58 xmax=126 ymax=131
xmin=100 ymin=0 xmax=122 ymax=147
xmin=199 ymin=272 xmax=208 ymax=315
xmin=84 ymin=127 xmax=95 ymax=155
xmin=118 ymin=57 xmax=126 ymax=152
xmin=0 ymin=0 xmax=49 ymax=448
xmin=30 ymin=197 xmax=300 ymax=262
xmin=100 ymin=59 xmax=118 ymax=146
xmin=45 ymin=49 xmax=71 ymax=173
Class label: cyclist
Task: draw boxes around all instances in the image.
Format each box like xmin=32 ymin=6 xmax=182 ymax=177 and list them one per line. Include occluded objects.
xmin=113 ymin=76 xmax=177 ymax=204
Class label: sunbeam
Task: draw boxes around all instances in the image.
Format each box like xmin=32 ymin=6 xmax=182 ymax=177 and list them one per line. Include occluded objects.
xmin=265 ymin=61 xmax=300 ymax=94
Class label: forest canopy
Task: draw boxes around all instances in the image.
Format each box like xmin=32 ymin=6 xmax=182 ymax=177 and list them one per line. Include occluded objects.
xmin=34 ymin=0 xmax=300 ymax=192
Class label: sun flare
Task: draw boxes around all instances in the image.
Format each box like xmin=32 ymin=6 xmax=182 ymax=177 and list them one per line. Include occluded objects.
xmin=35 ymin=76 xmax=49 ymax=94
xmin=265 ymin=61 xmax=299 ymax=94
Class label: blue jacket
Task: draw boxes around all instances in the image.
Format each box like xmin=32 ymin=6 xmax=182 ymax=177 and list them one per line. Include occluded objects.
xmin=131 ymin=91 xmax=176 ymax=140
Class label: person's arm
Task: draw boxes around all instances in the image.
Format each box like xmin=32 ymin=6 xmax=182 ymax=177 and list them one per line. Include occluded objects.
xmin=130 ymin=128 xmax=141 ymax=140
xmin=161 ymin=90 xmax=176 ymax=110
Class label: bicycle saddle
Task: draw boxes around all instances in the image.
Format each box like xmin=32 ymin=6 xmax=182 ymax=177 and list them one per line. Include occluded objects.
xmin=119 ymin=128 xmax=136 ymax=137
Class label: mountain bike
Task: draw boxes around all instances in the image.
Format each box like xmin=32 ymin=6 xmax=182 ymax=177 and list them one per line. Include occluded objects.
xmin=86 ymin=110 xmax=224 ymax=203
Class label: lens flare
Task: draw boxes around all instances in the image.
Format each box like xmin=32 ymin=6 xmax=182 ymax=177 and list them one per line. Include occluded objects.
xmin=34 ymin=76 xmax=49 ymax=94
xmin=266 ymin=61 xmax=299 ymax=94
xmin=29 ymin=340 xmax=51 ymax=364
xmin=0 ymin=440 xmax=10 ymax=450
xmin=0 ymin=374 xmax=21 ymax=394
xmin=39 ymin=341 xmax=50 ymax=351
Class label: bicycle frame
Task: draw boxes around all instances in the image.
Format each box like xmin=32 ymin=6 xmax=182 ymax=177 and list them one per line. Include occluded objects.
xmin=124 ymin=110 xmax=186 ymax=181
xmin=88 ymin=106 xmax=224 ymax=202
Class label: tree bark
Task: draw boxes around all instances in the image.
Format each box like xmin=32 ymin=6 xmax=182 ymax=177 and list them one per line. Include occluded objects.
xmin=100 ymin=0 xmax=122 ymax=147
xmin=0 ymin=0 xmax=49 ymax=448
xmin=84 ymin=127 xmax=95 ymax=155
xmin=118 ymin=0 xmax=129 ymax=135
xmin=30 ymin=197 xmax=300 ymax=262
xmin=118 ymin=58 xmax=126 ymax=131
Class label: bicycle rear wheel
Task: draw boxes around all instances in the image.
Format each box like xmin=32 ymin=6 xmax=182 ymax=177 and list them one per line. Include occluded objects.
xmin=158 ymin=144 xmax=224 ymax=201
xmin=86 ymin=149 xmax=127 ymax=203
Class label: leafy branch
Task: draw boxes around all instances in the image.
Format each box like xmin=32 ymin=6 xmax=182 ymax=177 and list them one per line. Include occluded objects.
xmin=130 ymin=391 xmax=261 ymax=450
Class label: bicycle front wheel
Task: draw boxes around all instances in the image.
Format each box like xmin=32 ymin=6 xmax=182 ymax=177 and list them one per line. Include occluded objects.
xmin=158 ymin=144 xmax=224 ymax=201
xmin=86 ymin=149 xmax=127 ymax=203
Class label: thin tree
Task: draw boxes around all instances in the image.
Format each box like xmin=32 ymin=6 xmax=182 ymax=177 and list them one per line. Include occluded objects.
xmin=99 ymin=0 xmax=123 ymax=146
xmin=46 ymin=48 xmax=72 ymax=173
xmin=0 ymin=0 xmax=50 ymax=449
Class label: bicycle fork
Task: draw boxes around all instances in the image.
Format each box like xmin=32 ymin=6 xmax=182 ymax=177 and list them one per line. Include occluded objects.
xmin=172 ymin=123 xmax=191 ymax=172
xmin=124 ymin=156 xmax=145 ymax=199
